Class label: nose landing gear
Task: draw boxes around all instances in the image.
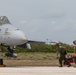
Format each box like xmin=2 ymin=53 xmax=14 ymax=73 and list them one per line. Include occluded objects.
xmin=5 ymin=46 xmax=17 ymax=58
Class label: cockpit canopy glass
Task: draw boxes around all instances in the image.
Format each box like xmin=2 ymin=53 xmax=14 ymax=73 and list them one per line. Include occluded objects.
xmin=0 ymin=16 xmax=11 ymax=25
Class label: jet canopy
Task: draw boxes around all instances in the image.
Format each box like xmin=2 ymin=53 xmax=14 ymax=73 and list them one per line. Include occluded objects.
xmin=0 ymin=16 xmax=11 ymax=25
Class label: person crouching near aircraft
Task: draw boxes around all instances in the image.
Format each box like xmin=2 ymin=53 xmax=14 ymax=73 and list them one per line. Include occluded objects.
xmin=56 ymin=46 xmax=71 ymax=67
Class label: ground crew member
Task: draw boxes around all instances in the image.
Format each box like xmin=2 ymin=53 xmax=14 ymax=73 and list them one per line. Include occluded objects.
xmin=56 ymin=42 xmax=60 ymax=58
xmin=74 ymin=52 xmax=76 ymax=64
xmin=73 ymin=40 xmax=76 ymax=64
xmin=57 ymin=47 xmax=71 ymax=67
xmin=73 ymin=40 xmax=76 ymax=52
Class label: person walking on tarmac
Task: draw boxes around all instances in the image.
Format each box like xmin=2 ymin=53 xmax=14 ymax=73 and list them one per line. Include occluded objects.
xmin=57 ymin=46 xmax=71 ymax=67
xmin=56 ymin=42 xmax=60 ymax=58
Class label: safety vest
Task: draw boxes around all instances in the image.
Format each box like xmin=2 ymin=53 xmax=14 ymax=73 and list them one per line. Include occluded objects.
xmin=74 ymin=52 xmax=76 ymax=57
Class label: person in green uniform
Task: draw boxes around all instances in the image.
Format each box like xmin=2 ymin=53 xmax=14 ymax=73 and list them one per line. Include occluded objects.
xmin=58 ymin=47 xmax=71 ymax=67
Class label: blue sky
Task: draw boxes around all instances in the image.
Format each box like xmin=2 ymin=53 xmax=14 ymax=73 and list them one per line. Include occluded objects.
xmin=0 ymin=0 xmax=76 ymax=44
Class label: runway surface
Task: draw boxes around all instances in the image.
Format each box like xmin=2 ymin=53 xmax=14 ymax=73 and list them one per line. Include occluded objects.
xmin=0 ymin=67 xmax=76 ymax=75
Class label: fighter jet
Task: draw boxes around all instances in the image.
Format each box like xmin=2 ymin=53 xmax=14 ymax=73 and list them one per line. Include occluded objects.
xmin=0 ymin=16 xmax=28 ymax=58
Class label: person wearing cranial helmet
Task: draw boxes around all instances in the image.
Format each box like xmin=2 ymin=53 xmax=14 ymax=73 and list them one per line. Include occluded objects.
xmin=55 ymin=42 xmax=60 ymax=58
xmin=73 ymin=40 xmax=76 ymax=52
xmin=60 ymin=47 xmax=71 ymax=67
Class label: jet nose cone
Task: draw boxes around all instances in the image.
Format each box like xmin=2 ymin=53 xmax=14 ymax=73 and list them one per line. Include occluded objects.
xmin=21 ymin=37 xmax=27 ymax=42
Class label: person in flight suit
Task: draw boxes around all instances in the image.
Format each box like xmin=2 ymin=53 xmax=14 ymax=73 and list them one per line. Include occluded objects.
xmin=57 ymin=46 xmax=71 ymax=67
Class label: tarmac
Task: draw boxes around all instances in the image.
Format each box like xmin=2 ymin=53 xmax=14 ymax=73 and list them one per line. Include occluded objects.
xmin=0 ymin=67 xmax=76 ymax=75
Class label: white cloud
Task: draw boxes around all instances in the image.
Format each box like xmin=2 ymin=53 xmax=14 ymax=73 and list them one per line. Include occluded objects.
xmin=0 ymin=0 xmax=76 ymax=44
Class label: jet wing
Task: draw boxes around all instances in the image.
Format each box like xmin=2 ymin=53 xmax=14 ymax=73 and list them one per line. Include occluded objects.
xmin=18 ymin=40 xmax=45 ymax=49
